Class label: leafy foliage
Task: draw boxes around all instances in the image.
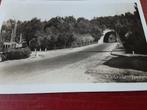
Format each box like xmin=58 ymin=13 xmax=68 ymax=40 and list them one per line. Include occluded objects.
xmin=5 ymin=47 xmax=31 ymax=60
xmin=115 ymin=4 xmax=147 ymax=54
xmin=0 ymin=4 xmax=147 ymax=54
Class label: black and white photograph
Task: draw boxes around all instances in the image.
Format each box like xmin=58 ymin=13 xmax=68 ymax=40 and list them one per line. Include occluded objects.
xmin=0 ymin=0 xmax=147 ymax=93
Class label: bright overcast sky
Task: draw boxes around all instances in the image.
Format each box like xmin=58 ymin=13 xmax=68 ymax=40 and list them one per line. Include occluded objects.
xmin=0 ymin=0 xmax=136 ymax=21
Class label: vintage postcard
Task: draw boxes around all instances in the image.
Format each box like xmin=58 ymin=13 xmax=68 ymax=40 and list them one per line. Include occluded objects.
xmin=0 ymin=0 xmax=147 ymax=94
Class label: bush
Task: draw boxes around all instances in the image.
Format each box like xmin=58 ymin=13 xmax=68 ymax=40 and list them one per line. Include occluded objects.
xmin=119 ymin=30 xmax=147 ymax=54
xmin=5 ymin=47 xmax=32 ymax=60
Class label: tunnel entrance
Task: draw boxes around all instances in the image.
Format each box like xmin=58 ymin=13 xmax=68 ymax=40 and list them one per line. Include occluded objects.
xmin=103 ymin=31 xmax=117 ymax=43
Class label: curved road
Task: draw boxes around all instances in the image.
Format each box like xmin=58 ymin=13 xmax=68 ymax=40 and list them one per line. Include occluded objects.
xmin=0 ymin=43 xmax=117 ymax=84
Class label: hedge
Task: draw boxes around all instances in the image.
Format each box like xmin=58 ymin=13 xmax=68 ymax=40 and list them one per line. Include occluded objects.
xmin=5 ymin=47 xmax=31 ymax=60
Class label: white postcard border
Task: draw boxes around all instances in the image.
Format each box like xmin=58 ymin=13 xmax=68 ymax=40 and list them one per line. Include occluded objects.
xmin=0 ymin=0 xmax=146 ymax=94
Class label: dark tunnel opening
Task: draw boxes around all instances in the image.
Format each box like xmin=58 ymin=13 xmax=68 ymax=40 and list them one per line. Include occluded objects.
xmin=103 ymin=31 xmax=117 ymax=43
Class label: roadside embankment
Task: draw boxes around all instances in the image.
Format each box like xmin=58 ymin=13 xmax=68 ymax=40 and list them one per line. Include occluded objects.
xmin=86 ymin=45 xmax=147 ymax=82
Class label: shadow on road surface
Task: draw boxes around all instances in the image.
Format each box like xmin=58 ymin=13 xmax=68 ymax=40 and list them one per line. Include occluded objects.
xmin=104 ymin=56 xmax=147 ymax=72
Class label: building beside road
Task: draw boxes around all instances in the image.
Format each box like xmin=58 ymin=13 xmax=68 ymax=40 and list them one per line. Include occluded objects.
xmin=0 ymin=21 xmax=23 ymax=52
xmin=0 ymin=21 xmax=25 ymax=61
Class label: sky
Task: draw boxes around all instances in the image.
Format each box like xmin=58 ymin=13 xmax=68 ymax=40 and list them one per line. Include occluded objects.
xmin=0 ymin=0 xmax=136 ymax=22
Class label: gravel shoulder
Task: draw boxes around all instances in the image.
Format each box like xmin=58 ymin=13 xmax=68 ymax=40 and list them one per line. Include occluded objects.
xmin=86 ymin=47 xmax=147 ymax=83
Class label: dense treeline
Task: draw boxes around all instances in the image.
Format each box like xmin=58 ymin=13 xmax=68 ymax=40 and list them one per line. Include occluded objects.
xmin=1 ymin=16 xmax=101 ymax=51
xmin=1 ymin=4 xmax=147 ymax=54
xmin=115 ymin=3 xmax=147 ymax=54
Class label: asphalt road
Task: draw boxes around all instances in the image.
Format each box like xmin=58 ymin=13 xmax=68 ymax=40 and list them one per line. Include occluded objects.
xmin=0 ymin=43 xmax=117 ymax=84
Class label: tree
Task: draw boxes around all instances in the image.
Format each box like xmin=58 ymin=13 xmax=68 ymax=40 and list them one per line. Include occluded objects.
xmin=20 ymin=18 xmax=43 ymax=46
xmin=29 ymin=38 xmax=39 ymax=51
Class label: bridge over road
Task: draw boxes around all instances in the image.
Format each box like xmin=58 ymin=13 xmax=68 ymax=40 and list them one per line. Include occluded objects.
xmin=98 ymin=29 xmax=118 ymax=44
